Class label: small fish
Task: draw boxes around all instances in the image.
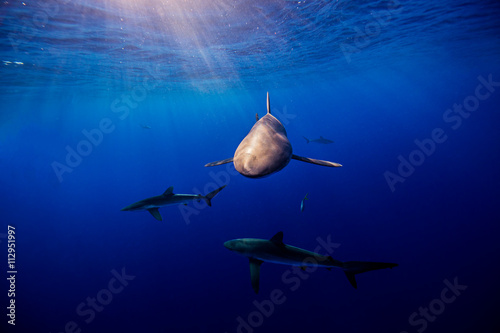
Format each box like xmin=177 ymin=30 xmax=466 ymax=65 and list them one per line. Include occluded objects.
xmin=300 ymin=193 xmax=309 ymax=212
xmin=303 ymin=136 xmax=334 ymax=144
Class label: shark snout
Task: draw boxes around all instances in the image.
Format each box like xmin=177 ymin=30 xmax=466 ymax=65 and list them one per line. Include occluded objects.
xmin=121 ymin=204 xmax=137 ymax=211
xmin=224 ymin=240 xmax=235 ymax=250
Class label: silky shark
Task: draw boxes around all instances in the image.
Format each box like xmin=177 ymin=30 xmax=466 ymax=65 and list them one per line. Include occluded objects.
xmin=121 ymin=185 xmax=226 ymax=221
xmin=303 ymin=136 xmax=334 ymax=144
xmin=224 ymin=232 xmax=398 ymax=294
xmin=300 ymin=193 xmax=309 ymax=212
xmin=205 ymin=92 xmax=342 ymax=178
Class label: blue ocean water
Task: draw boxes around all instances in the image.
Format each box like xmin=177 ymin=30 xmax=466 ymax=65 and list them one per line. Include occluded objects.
xmin=1 ymin=0 xmax=500 ymax=332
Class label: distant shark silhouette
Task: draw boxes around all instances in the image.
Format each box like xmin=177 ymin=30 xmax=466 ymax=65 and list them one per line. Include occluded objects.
xmin=300 ymin=193 xmax=309 ymax=212
xmin=224 ymin=231 xmax=398 ymax=294
xmin=303 ymin=136 xmax=334 ymax=144
xmin=121 ymin=185 xmax=226 ymax=221
xmin=205 ymin=92 xmax=342 ymax=178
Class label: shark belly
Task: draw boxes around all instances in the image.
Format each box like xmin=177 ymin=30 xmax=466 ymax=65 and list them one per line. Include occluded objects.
xmin=250 ymin=245 xmax=334 ymax=268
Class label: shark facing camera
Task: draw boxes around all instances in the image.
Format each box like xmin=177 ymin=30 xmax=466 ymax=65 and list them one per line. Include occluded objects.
xmin=205 ymin=92 xmax=342 ymax=178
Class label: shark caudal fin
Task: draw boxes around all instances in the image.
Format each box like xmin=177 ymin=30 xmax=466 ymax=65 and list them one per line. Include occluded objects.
xmin=202 ymin=185 xmax=227 ymax=207
xmin=303 ymin=136 xmax=310 ymax=144
xmin=341 ymin=261 xmax=398 ymax=289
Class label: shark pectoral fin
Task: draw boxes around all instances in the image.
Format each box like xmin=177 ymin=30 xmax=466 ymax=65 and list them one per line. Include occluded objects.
xmin=147 ymin=208 xmax=162 ymax=221
xmin=205 ymin=158 xmax=234 ymax=167
xmin=291 ymin=154 xmax=342 ymax=167
xmin=344 ymin=271 xmax=358 ymax=289
xmin=163 ymin=186 xmax=174 ymax=196
xmin=249 ymin=258 xmax=264 ymax=294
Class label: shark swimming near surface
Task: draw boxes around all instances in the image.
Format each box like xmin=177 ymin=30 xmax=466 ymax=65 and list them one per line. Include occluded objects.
xmin=224 ymin=231 xmax=398 ymax=294
xmin=121 ymin=185 xmax=226 ymax=221
xmin=205 ymin=92 xmax=342 ymax=178
xmin=303 ymin=136 xmax=334 ymax=144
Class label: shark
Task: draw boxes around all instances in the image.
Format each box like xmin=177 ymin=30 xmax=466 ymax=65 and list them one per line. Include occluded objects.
xmin=205 ymin=92 xmax=342 ymax=178
xmin=224 ymin=231 xmax=398 ymax=294
xmin=303 ymin=136 xmax=334 ymax=144
xmin=300 ymin=193 xmax=309 ymax=212
xmin=121 ymin=185 xmax=226 ymax=221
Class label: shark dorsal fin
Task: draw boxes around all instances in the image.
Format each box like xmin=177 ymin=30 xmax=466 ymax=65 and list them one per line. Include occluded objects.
xmin=270 ymin=231 xmax=284 ymax=246
xmin=266 ymin=92 xmax=271 ymax=114
xmin=163 ymin=186 xmax=174 ymax=196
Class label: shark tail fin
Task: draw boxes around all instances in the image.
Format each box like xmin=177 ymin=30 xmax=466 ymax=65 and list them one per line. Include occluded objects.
xmin=341 ymin=261 xmax=398 ymax=289
xmin=303 ymin=136 xmax=310 ymax=143
xmin=203 ymin=185 xmax=227 ymax=207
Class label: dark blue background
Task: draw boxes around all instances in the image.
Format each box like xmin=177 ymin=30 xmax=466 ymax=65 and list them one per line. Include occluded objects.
xmin=1 ymin=1 xmax=499 ymax=332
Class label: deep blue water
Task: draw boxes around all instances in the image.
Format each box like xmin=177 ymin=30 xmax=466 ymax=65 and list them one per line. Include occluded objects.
xmin=1 ymin=0 xmax=500 ymax=332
